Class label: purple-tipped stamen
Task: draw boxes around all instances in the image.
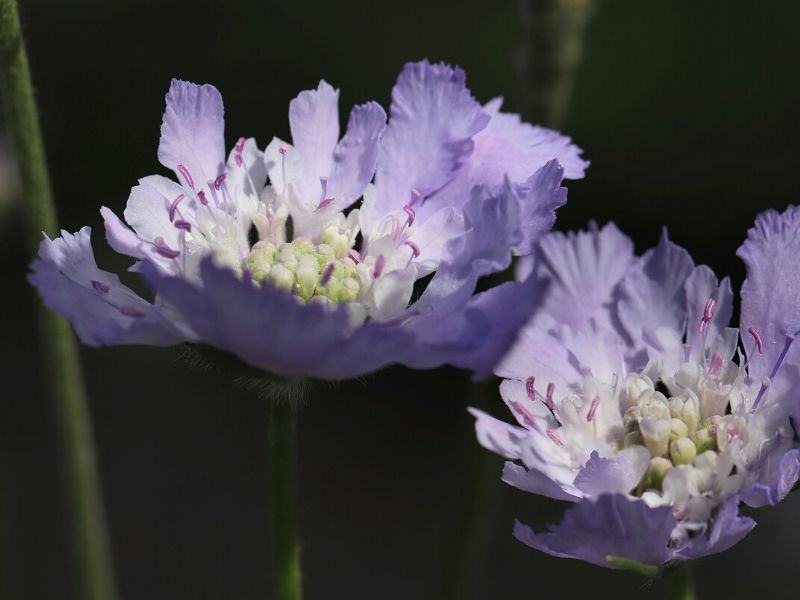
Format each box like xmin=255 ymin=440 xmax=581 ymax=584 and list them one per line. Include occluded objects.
xmin=545 ymin=382 xmax=555 ymax=411
xmin=234 ymin=137 xmax=246 ymax=167
xmin=91 ymin=280 xmax=110 ymax=294
xmin=320 ymin=263 xmax=335 ymax=286
xmin=710 ymin=350 xmax=723 ymax=376
xmin=154 ymin=237 xmax=180 ymax=259
xmin=373 ymin=254 xmax=386 ymax=278
xmin=403 ymin=205 xmax=416 ymax=227
xmin=316 ymin=198 xmax=334 ymax=212
xmin=586 ymin=395 xmax=600 ymax=422
xmin=168 ymin=193 xmax=185 ymax=222
xmin=319 ymin=176 xmax=329 ymax=199
xmin=511 ymin=400 xmax=540 ymax=431
xmin=703 ymin=297 xmax=716 ymax=321
xmin=197 ymin=190 xmax=209 ymax=206
xmin=177 ymin=164 xmax=195 ymax=190
xmin=403 ymin=240 xmax=420 ymax=258
xmin=214 ymin=173 xmax=227 ymax=191
xmin=349 ymin=249 xmax=362 ymax=263
xmin=120 ymin=305 xmax=145 ymax=318
xmin=278 ymin=145 xmax=288 ymax=155
xmin=748 ymin=327 xmax=765 ymax=354
xmin=547 ymin=429 xmax=565 ymax=447
xmin=174 ymin=220 xmax=192 ymax=232
xmin=525 ymin=376 xmax=536 ymax=401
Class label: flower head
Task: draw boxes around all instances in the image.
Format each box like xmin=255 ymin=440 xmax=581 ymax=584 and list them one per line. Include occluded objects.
xmin=29 ymin=61 xmax=587 ymax=380
xmin=472 ymin=210 xmax=800 ymax=568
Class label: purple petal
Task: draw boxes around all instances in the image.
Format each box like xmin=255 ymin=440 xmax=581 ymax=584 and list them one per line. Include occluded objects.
xmin=158 ymin=79 xmax=225 ymax=186
xmin=417 ymin=97 xmax=587 ymax=222
xmin=616 ymin=229 xmax=694 ymax=346
xmin=520 ymin=221 xmax=635 ymax=333
xmin=374 ymin=60 xmax=489 ymax=219
xmin=743 ymin=447 xmax=800 ymax=508
xmin=684 ymin=265 xmax=734 ymax=355
xmin=737 ymin=205 xmax=800 ymax=378
xmin=28 ymin=227 xmax=189 ymax=346
xmin=404 ymin=275 xmax=546 ymax=379
xmin=502 ymin=462 xmax=580 ymax=502
xmin=468 ymin=407 xmax=524 ymax=459
xmin=415 ymin=180 xmax=522 ymax=311
xmin=288 ymin=80 xmax=340 ymax=185
xmin=495 ymin=319 xmax=582 ymax=386
xmin=512 ymin=160 xmax=569 ymax=255
xmin=327 ymin=101 xmax=386 ymax=210
xmin=573 ymin=448 xmax=650 ymax=496
xmin=674 ymin=496 xmax=755 ymax=560
xmin=512 ymin=495 xmax=676 ymax=568
xmin=100 ymin=206 xmax=149 ymax=260
xmin=139 ymin=257 xmax=357 ymax=377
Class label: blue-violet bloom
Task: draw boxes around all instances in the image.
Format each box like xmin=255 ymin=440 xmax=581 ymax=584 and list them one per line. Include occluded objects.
xmin=29 ymin=61 xmax=587 ymax=380
xmin=471 ymin=210 xmax=800 ymax=568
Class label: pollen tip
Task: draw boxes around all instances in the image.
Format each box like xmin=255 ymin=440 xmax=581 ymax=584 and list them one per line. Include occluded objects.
xmin=197 ymin=190 xmax=208 ymax=206
xmin=402 ymin=204 xmax=416 ymax=226
xmin=587 ymin=395 xmax=601 ymax=422
xmin=168 ymin=193 xmax=185 ymax=222
xmin=525 ymin=376 xmax=536 ymax=401
xmin=177 ymin=164 xmax=195 ymax=190
xmin=214 ymin=172 xmax=227 ymax=190
xmin=278 ymin=145 xmax=288 ymax=155
xmin=748 ymin=327 xmax=765 ymax=354
xmin=349 ymin=249 xmax=362 ymax=263
xmin=316 ymin=198 xmax=334 ymax=212
xmin=320 ymin=263 xmax=335 ymax=286
xmin=91 ymin=279 xmax=110 ymax=294
xmin=373 ymin=254 xmax=386 ymax=278
xmin=403 ymin=240 xmax=420 ymax=258
xmin=174 ymin=220 xmax=192 ymax=232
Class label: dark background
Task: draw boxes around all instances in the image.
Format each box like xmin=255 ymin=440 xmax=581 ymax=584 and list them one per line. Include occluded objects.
xmin=2 ymin=0 xmax=799 ymax=598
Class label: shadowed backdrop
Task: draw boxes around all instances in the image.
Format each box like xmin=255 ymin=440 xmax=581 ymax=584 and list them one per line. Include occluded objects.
xmin=1 ymin=0 xmax=799 ymax=598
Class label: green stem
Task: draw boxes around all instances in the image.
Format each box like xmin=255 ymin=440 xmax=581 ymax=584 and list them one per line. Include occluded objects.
xmin=0 ymin=2 xmax=118 ymax=599
xmin=270 ymin=401 xmax=303 ymax=600
xmin=435 ymin=380 xmax=502 ymax=600
xmin=517 ymin=0 xmax=595 ymax=129
xmin=669 ymin=564 xmax=696 ymax=600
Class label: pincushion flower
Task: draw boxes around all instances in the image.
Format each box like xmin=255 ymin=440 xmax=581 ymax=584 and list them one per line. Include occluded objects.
xmin=29 ymin=60 xmax=587 ymax=380
xmin=471 ymin=209 xmax=800 ymax=568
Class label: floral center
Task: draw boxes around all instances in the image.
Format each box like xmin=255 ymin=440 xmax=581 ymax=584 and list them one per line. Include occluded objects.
xmin=621 ymin=366 xmax=742 ymax=495
xmin=246 ymin=237 xmax=361 ymax=303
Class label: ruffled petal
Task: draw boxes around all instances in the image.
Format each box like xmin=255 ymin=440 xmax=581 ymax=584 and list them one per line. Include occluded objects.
xmin=327 ymin=101 xmax=386 ymax=210
xmin=139 ymin=257 xmax=356 ymax=377
xmin=674 ymin=496 xmax=755 ymax=560
xmin=573 ymin=448 xmax=650 ymax=496
xmin=743 ymin=446 xmax=800 ymax=508
xmin=28 ymin=227 xmax=190 ymax=346
xmin=520 ymin=221 xmax=635 ymax=333
xmin=417 ymin=96 xmax=586 ymax=223
xmin=374 ymin=60 xmax=489 ymax=219
xmin=468 ymin=407 xmax=524 ymax=459
xmin=684 ymin=265 xmax=734 ymax=356
xmin=737 ymin=205 xmax=800 ymax=378
xmin=616 ymin=229 xmax=694 ymax=346
xmin=288 ymin=80 xmax=340 ymax=187
xmin=512 ymin=495 xmax=676 ymax=568
xmin=158 ymin=79 xmax=225 ymax=186
xmin=502 ymin=462 xmax=580 ymax=502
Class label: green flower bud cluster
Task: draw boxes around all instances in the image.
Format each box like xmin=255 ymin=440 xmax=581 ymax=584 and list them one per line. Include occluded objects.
xmin=624 ymin=380 xmax=722 ymax=493
xmin=246 ymin=238 xmax=361 ymax=303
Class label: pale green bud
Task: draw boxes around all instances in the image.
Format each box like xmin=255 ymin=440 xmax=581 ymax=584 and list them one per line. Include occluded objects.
xmin=624 ymin=374 xmax=653 ymax=407
xmin=692 ymin=428 xmax=716 ymax=453
xmin=639 ymin=417 xmax=671 ymax=457
xmin=670 ymin=437 xmax=697 ymax=466
xmin=267 ymin=263 xmax=294 ymax=290
xmin=669 ymin=418 xmax=689 ymax=442
xmin=295 ymin=263 xmax=319 ymax=300
xmin=669 ymin=394 xmax=700 ymax=436
xmin=246 ymin=241 xmax=277 ymax=283
xmin=644 ymin=457 xmax=673 ymax=490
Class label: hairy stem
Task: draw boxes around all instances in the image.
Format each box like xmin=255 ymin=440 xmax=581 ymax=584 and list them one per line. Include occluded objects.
xmin=270 ymin=401 xmax=303 ymax=600
xmin=0 ymin=2 xmax=117 ymax=599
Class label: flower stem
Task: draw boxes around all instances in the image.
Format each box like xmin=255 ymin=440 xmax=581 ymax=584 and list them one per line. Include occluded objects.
xmin=669 ymin=564 xmax=696 ymax=600
xmin=517 ymin=0 xmax=595 ymax=129
xmin=0 ymin=2 xmax=118 ymax=599
xmin=270 ymin=401 xmax=303 ymax=600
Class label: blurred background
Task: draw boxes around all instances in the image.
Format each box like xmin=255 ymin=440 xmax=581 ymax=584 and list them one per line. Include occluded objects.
xmin=1 ymin=0 xmax=799 ymax=598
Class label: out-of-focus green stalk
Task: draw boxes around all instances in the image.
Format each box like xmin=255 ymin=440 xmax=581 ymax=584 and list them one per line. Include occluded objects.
xmin=0 ymin=2 xmax=118 ymax=599
xmin=270 ymin=401 xmax=303 ymax=600
xmin=669 ymin=564 xmax=696 ymax=600
xmin=517 ymin=0 xmax=595 ymax=129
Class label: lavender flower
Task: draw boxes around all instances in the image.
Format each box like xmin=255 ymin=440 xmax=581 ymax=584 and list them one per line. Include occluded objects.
xmin=29 ymin=61 xmax=587 ymax=380
xmin=471 ymin=209 xmax=800 ymax=568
